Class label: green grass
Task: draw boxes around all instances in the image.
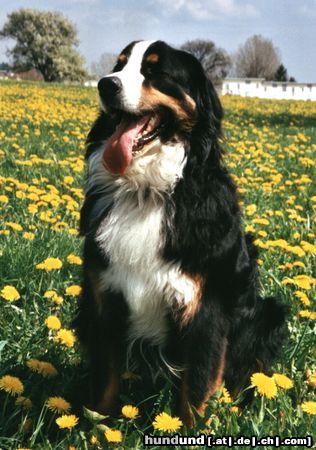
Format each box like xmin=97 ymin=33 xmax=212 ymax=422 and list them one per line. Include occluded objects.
xmin=0 ymin=81 xmax=315 ymax=449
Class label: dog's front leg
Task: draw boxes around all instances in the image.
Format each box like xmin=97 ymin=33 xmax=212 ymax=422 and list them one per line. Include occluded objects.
xmin=83 ymin=276 xmax=129 ymax=417
xmin=90 ymin=343 xmax=122 ymax=416
xmin=177 ymin=304 xmax=228 ymax=427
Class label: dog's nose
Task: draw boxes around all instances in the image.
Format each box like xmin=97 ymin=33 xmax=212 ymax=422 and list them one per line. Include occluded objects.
xmin=98 ymin=76 xmax=122 ymax=101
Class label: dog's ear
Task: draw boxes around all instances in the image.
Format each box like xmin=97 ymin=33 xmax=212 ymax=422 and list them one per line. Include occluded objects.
xmin=189 ymin=72 xmax=223 ymax=165
xmin=85 ymin=110 xmax=116 ymax=159
xmin=196 ymin=75 xmax=223 ymax=135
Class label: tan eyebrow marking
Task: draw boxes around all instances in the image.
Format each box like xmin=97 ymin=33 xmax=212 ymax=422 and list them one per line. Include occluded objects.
xmin=140 ymin=86 xmax=196 ymax=124
xmin=118 ymin=53 xmax=127 ymax=62
xmin=146 ymin=53 xmax=159 ymax=63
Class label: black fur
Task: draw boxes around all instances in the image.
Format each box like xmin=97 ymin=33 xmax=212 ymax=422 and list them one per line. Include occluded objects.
xmin=75 ymin=40 xmax=286 ymax=424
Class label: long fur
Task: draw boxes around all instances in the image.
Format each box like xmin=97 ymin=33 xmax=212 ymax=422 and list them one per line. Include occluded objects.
xmin=74 ymin=40 xmax=286 ymax=423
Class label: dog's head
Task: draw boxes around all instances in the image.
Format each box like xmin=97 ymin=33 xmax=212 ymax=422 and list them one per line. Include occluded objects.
xmin=87 ymin=40 xmax=223 ymax=176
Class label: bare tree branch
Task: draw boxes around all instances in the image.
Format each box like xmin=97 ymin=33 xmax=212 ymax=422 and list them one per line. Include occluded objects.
xmin=91 ymin=53 xmax=117 ymax=79
xmin=234 ymin=35 xmax=281 ymax=80
xmin=180 ymin=39 xmax=231 ymax=80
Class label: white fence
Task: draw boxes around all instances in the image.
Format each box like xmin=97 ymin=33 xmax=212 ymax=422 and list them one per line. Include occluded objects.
xmin=222 ymin=78 xmax=316 ymax=101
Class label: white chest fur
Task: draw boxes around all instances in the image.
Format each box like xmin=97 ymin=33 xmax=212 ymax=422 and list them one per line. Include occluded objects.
xmin=96 ymin=192 xmax=172 ymax=346
xmin=91 ymin=142 xmax=197 ymax=348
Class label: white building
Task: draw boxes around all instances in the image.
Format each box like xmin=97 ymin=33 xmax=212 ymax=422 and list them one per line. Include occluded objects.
xmin=84 ymin=80 xmax=98 ymax=87
xmin=222 ymin=78 xmax=316 ymax=101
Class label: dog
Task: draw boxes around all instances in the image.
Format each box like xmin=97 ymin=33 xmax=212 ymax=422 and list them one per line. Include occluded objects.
xmin=75 ymin=40 xmax=285 ymax=426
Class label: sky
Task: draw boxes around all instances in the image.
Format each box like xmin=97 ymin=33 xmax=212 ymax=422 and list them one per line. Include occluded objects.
xmin=0 ymin=0 xmax=315 ymax=82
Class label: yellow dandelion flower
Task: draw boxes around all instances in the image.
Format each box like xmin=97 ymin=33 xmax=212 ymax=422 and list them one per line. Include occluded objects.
xmin=23 ymin=232 xmax=35 ymax=240
xmin=104 ymin=428 xmax=123 ymax=443
xmin=67 ymin=254 xmax=82 ymax=265
xmin=253 ymin=239 xmax=268 ymax=249
xmin=252 ymin=218 xmax=270 ymax=226
xmin=68 ymin=228 xmax=79 ymax=236
xmin=292 ymin=261 xmax=306 ymax=268
xmin=301 ymin=401 xmax=316 ymax=415
xmin=53 ymin=295 xmax=63 ymax=305
xmin=55 ymin=329 xmax=76 ymax=348
xmin=56 ymin=414 xmax=79 ymax=429
xmin=122 ymin=404 xmax=139 ymax=419
xmin=36 ymin=257 xmax=63 ymax=271
xmin=245 ymin=224 xmax=255 ymax=233
xmin=281 ymin=275 xmax=315 ymax=290
xmin=28 ymin=204 xmax=38 ymax=214
xmin=6 ymin=221 xmax=23 ymax=231
xmin=15 ymin=396 xmax=33 ymax=409
xmin=1 ymin=285 xmax=20 ymax=302
xmin=0 ymin=375 xmax=24 ymax=396
xmin=298 ymin=310 xmax=316 ymax=320
xmin=44 ymin=290 xmax=63 ymax=305
xmin=293 ymin=275 xmax=315 ymax=290
xmin=47 ymin=396 xmax=71 ymax=414
xmin=153 ymin=412 xmax=183 ymax=432
xmin=45 ymin=315 xmax=61 ymax=330
xmin=63 ymin=176 xmax=74 ymax=185
xmin=27 ymin=359 xmax=41 ymax=372
xmin=44 ymin=290 xmax=58 ymax=299
xmin=272 ymin=373 xmax=293 ymax=390
xmin=245 ymin=204 xmax=257 ymax=216
xmin=295 ymin=291 xmax=311 ymax=306
xmin=266 ymin=239 xmax=288 ymax=249
xmin=0 ymin=195 xmax=9 ymax=203
xmin=286 ymin=245 xmax=305 ymax=257
xmin=279 ymin=263 xmax=292 ymax=270
xmin=27 ymin=359 xmax=58 ymax=378
xmin=230 ymin=406 xmax=240 ymax=414
xmin=306 ymin=372 xmax=316 ymax=388
xmin=39 ymin=362 xmax=58 ymax=377
xmin=65 ymin=285 xmax=82 ymax=297
xmin=90 ymin=435 xmax=99 ymax=445
xmin=219 ymin=387 xmax=232 ymax=403
xmin=300 ymin=241 xmax=316 ymax=254
xmin=251 ymin=373 xmax=277 ymax=399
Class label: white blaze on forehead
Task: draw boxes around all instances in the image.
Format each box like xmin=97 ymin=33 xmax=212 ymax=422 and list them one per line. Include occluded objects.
xmin=106 ymin=40 xmax=155 ymax=112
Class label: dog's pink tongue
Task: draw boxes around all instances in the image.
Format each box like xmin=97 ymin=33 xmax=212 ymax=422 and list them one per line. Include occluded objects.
xmin=103 ymin=116 xmax=149 ymax=175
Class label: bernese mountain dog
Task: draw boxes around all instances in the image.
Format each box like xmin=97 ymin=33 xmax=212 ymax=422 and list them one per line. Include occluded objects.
xmin=75 ymin=40 xmax=285 ymax=426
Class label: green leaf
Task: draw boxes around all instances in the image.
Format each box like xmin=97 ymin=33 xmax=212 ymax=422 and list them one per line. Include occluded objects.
xmin=96 ymin=423 xmax=110 ymax=433
xmin=83 ymin=406 xmax=108 ymax=423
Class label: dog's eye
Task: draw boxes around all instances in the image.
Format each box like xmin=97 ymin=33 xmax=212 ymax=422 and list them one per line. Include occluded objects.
xmin=144 ymin=64 xmax=157 ymax=77
xmin=143 ymin=65 xmax=177 ymax=83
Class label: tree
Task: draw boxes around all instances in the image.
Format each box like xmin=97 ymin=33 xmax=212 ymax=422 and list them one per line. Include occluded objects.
xmin=0 ymin=62 xmax=11 ymax=70
xmin=274 ymin=64 xmax=288 ymax=81
xmin=180 ymin=39 xmax=231 ymax=81
xmin=234 ymin=35 xmax=281 ymax=80
xmin=0 ymin=9 xmax=88 ymax=82
xmin=91 ymin=53 xmax=117 ymax=79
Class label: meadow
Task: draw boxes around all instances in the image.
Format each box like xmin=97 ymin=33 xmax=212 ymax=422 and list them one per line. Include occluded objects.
xmin=0 ymin=80 xmax=315 ymax=450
